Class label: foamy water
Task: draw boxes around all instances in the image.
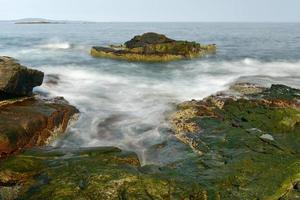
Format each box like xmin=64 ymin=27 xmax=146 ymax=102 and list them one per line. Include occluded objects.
xmin=39 ymin=42 xmax=71 ymax=50
xmin=1 ymin=22 xmax=300 ymax=165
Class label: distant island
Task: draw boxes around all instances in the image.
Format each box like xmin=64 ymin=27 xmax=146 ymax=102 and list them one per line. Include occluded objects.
xmin=13 ymin=18 xmax=64 ymax=24
xmin=0 ymin=18 xmax=94 ymax=24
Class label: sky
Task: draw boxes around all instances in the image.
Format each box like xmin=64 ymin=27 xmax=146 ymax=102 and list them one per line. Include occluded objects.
xmin=0 ymin=0 xmax=299 ymax=22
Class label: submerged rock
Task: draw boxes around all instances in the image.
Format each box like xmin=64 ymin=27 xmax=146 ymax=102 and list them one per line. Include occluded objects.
xmin=0 ymin=96 xmax=78 ymax=159
xmin=170 ymin=83 xmax=300 ymax=199
xmin=91 ymin=32 xmax=216 ymax=62
xmin=0 ymin=56 xmax=44 ymax=99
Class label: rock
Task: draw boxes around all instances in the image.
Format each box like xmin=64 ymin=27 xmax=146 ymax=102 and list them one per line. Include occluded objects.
xmin=0 ymin=56 xmax=44 ymax=99
xmin=124 ymin=32 xmax=175 ymax=48
xmin=230 ymin=82 xmax=266 ymax=95
xmin=91 ymin=32 xmax=216 ymax=62
xmin=294 ymin=182 xmax=300 ymax=191
xmin=0 ymin=96 xmax=79 ymax=159
xmin=260 ymin=134 xmax=275 ymax=141
xmin=0 ymin=147 xmax=205 ymax=200
xmin=44 ymin=74 xmax=60 ymax=86
xmin=169 ymin=83 xmax=300 ymax=199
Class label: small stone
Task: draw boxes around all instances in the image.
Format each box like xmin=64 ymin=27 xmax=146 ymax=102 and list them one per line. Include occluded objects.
xmin=260 ymin=134 xmax=274 ymax=141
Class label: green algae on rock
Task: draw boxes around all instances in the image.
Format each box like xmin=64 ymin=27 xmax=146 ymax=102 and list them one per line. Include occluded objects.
xmin=0 ymin=147 xmax=207 ymax=200
xmin=170 ymin=83 xmax=300 ymax=199
xmin=91 ymin=32 xmax=216 ymax=62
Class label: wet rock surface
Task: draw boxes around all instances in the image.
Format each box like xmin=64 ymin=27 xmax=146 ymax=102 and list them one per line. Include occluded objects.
xmin=124 ymin=32 xmax=175 ymax=49
xmin=91 ymin=32 xmax=216 ymax=62
xmin=0 ymin=96 xmax=79 ymax=159
xmin=0 ymin=57 xmax=44 ymax=98
xmin=170 ymin=83 xmax=300 ymax=199
xmin=0 ymin=147 xmax=205 ymax=200
xmin=0 ymin=57 xmax=79 ymax=159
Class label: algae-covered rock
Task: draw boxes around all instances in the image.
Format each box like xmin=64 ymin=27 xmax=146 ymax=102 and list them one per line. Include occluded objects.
xmin=0 ymin=147 xmax=206 ymax=200
xmin=91 ymin=32 xmax=216 ymax=62
xmin=0 ymin=97 xmax=78 ymax=159
xmin=0 ymin=56 xmax=44 ymax=99
xmin=170 ymin=84 xmax=300 ymax=199
xmin=124 ymin=32 xmax=175 ymax=49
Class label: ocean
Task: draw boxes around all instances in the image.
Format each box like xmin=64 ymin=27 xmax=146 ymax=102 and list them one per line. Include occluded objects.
xmin=1 ymin=22 xmax=300 ymax=165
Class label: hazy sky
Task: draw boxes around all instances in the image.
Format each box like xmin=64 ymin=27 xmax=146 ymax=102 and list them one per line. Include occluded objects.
xmin=0 ymin=0 xmax=299 ymax=22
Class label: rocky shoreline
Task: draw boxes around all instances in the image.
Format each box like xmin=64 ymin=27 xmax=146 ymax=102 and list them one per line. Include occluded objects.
xmin=1 ymin=71 xmax=300 ymax=199
xmin=91 ymin=32 xmax=216 ymax=62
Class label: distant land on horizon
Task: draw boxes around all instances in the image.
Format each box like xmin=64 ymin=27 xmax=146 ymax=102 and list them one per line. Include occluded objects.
xmin=0 ymin=18 xmax=95 ymax=24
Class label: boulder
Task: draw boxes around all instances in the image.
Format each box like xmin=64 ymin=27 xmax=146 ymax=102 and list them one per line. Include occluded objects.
xmin=0 ymin=96 xmax=79 ymax=158
xmin=0 ymin=56 xmax=44 ymax=98
xmin=124 ymin=32 xmax=175 ymax=48
xmin=91 ymin=32 xmax=216 ymax=62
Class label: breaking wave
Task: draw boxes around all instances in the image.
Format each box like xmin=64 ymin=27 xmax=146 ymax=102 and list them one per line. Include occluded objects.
xmin=39 ymin=42 xmax=72 ymax=50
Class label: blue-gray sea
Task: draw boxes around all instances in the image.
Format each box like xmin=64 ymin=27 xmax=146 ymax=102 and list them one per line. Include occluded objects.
xmin=1 ymin=22 xmax=300 ymax=164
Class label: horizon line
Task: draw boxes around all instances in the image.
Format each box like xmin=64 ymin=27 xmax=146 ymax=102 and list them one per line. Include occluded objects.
xmin=1 ymin=18 xmax=300 ymax=23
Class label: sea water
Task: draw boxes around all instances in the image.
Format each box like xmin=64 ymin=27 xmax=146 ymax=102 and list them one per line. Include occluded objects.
xmin=1 ymin=22 xmax=300 ymax=165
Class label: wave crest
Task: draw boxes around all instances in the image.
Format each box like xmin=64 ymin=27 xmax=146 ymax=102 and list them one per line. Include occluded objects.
xmin=39 ymin=42 xmax=72 ymax=50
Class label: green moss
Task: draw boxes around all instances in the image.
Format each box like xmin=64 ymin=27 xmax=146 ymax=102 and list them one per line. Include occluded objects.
xmin=222 ymin=99 xmax=300 ymax=133
xmin=0 ymin=147 xmax=206 ymax=200
xmin=169 ymin=84 xmax=300 ymax=199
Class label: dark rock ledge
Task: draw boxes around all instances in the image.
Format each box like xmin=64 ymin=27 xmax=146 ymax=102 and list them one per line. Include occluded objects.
xmin=0 ymin=57 xmax=78 ymax=159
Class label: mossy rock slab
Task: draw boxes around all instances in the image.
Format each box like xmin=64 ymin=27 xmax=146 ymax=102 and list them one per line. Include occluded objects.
xmin=91 ymin=32 xmax=216 ymax=62
xmin=170 ymin=84 xmax=300 ymax=199
xmin=0 ymin=147 xmax=206 ymax=200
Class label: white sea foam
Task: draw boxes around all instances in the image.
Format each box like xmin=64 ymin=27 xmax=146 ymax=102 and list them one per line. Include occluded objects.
xmin=39 ymin=42 xmax=71 ymax=50
xmin=35 ymin=59 xmax=300 ymax=165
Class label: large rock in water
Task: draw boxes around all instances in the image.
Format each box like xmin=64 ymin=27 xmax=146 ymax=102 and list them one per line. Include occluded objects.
xmin=91 ymin=32 xmax=216 ymax=62
xmin=0 ymin=56 xmax=44 ymax=98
